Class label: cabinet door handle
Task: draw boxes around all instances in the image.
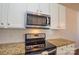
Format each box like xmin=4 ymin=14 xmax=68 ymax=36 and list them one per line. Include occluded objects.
xmin=1 ymin=23 xmax=4 ymax=25
xmin=61 ymin=48 xmax=63 ymax=50
xmin=71 ymin=46 xmax=73 ymax=47
xmin=40 ymin=11 xmax=42 ymax=12
xmin=37 ymin=10 xmax=39 ymax=12
xmin=7 ymin=23 xmax=10 ymax=25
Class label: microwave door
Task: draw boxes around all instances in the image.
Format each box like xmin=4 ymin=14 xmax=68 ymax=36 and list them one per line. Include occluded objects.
xmin=27 ymin=15 xmax=47 ymax=26
xmin=27 ymin=14 xmax=38 ymax=25
xmin=39 ymin=16 xmax=50 ymax=26
xmin=26 ymin=13 xmax=50 ymax=28
xmin=37 ymin=16 xmax=47 ymax=26
xmin=32 ymin=16 xmax=38 ymax=25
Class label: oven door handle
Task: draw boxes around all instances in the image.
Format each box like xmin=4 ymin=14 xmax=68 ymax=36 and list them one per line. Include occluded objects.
xmin=48 ymin=49 xmax=56 ymax=53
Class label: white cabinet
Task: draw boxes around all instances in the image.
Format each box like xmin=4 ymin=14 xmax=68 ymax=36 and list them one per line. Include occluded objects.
xmin=0 ymin=4 xmax=3 ymax=28
xmin=67 ymin=44 xmax=75 ymax=51
xmin=8 ymin=3 xmax=27 ymax=28
xmin=50 ymin=3 xmax=59 ymax=29
xmin=0 ymin=3 xmax=26 ymax=28
xmin=26 ymin=3 xmax=50 ymax=15
xmin=39 ymin=3 xmax=50 ymax=15
xmin=66 ymin=44 xmax=75 ymax=55
xmin=57 ymin=46 xmax=66 ymax=55
xmin=0 ymin=4 xmax=8 ymax=28
xmin=50 ymin=3 xmax=66 ymax=29
xmin=57 ymin=44 xmax=75 ymax=55
xmin=58 ymin=4 xmax=66 ymax=29
xmin=27 ymin=3 xmax=39 ymax=13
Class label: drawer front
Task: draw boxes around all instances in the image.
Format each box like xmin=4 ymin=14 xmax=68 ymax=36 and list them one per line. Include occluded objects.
xmin=67 ymin=44 xmax=75 ymax=51
xmin=68 ymin=50 xmax=75 ymax=55
xmin=56 ymin=44 xmax=75 ymax=55
xmin=57 ymin=46 xmax=66 ymax=55
xmin=65 ymin=50 xmax=75 ymax=55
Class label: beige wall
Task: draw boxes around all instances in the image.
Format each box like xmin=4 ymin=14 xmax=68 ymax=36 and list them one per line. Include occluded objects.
xmin=76 ymin=12 xmax=79 ymax=48
xmin=55 ymin=7 xmax=78 ymax=48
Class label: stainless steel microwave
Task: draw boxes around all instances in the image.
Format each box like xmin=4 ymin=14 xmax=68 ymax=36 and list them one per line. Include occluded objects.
xmin=26 ymin=12 xmax=50 ymax=29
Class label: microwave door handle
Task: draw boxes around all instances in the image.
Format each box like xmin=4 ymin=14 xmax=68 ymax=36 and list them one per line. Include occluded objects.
xmin=47 ymin=17 xmax=50 ymax=25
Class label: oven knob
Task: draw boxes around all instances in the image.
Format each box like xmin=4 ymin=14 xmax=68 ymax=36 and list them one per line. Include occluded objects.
xmin=41 ymin=45 xmax=43 ymax=47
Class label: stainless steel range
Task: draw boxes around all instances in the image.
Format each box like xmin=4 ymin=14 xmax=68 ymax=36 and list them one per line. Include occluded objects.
xmin=25 ymin=33 xmax=56 ymax=55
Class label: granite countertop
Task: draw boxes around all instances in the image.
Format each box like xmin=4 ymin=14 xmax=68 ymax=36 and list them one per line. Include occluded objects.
xmin=47 ymin=38 xmax=75 ymax=47
xmin=0 ymin=38 xmax=75 ymax=55
xmin=0 ymin=42 xmax=25 ymax=55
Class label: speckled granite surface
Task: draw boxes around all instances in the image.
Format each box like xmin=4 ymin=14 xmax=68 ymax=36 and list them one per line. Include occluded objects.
xmin=48 ymin=38 xmax=75 ymax=47
xmin=0 ymin=42 xmax=25 ymax=55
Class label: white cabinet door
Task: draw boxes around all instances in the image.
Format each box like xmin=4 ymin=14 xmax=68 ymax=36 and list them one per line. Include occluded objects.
xmin=50 ymin=3 xmax=59 ymax=29
xmin=0 ymin=4 xmax=8 ymax=28
xmin=57 ymin=44 xmax=75 ymax=55
xmin=57 ymin=46 xmax=66 ymax=55
xmin=27 ymin=3 xmax=50 ymax=14
xmin=58 ymin=4 xmax=66 ymax=29
xmin=26 ymin=3 xmax=39 ymax=13
xmin=8 ymin=3 xmax=26 ymax=28
xmin=67 ymin=44 xmax=75 ymax=51
xmin=0 ymin=4 xmax=3 ymax=28
xmin=39 ymin=3 xmax=50 ymax=15
xmin=50 ymin=3 xmax=66 ymax=29
xmin=65 ymin=44 xmax=75 ymax=55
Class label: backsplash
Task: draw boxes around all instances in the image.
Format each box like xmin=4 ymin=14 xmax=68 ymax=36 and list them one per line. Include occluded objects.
xmin=0 ymin=29 xmax=60 ymax=44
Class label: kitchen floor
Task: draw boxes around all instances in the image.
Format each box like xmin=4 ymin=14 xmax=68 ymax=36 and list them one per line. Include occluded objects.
xmin=75 ymin=49 xmax=79 ymax=55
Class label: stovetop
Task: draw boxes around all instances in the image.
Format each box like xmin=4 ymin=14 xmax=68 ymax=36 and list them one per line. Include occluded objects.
xmin=45 ymin=41 xmax=56 ymax=49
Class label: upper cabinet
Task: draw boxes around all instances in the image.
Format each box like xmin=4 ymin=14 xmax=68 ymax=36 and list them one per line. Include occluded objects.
xmin=8 ymin=3 xmax=27 ymax=28
xmin=0 ymin=4 xmax=3 ymax=28
xmin=0 ymin=4 xmax=8 ymax=28
xmin=27 ymin=3 xmax=39 ymax=13
xmin=58 ymin=4 xmax=66 ymax=29
xmin=0 ymin=3 xmax=27 ymax=29
xmin=39 ymin=3 xmax=50 ymax=15
xmin=50 ymin=3 xmax=59 ymax=29
xmin=50 ymin=3 xmax=66 ymax=29
xmin=26 ymin=3 xmax=50 ymax=15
